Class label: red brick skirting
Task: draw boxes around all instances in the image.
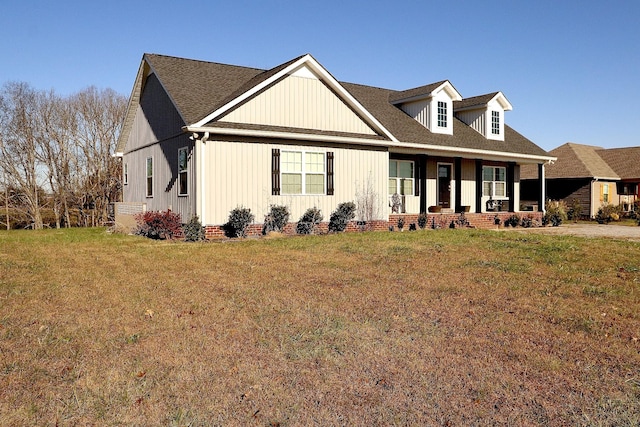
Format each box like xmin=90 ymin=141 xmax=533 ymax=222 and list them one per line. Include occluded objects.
xmin=204 ymin=212 xmax=543 ymax=239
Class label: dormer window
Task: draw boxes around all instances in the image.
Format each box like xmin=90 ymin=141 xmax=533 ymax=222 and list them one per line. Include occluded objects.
xmin=491 ymin=111 xmax=500 ymax=135
xmin=437 ymin=101 xmax=448 ymax=128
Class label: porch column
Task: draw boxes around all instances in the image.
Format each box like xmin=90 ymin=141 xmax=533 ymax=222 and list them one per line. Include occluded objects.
xmin=455 ymin=157 xmax=462 ymax=212
xmin=538 ymin=163 xmax=546 ymax=213
xmin=475 ymin=160 xmax=483 ymax=213
xmin=419 ymin=155 xmax=428 ymax=213
xmin=507 ymin=162 xmax=515 ymax=212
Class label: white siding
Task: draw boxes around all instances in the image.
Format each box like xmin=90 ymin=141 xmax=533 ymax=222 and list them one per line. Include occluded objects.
xmin=201 ymin=140 xmax=388 ymax=226
xmin=456 ymin=109 xmax=485 ymax=136
xmin=219 ymin=73 xmax=377 ymax=135
xmin=460 ymin=159 xmax=476 ymax=211
xmin=400 ymin=100 xmax=431 ymax=130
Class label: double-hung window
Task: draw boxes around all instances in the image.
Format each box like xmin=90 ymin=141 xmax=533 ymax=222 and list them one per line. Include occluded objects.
xmin=389 ymin=160 xmax=414 ymax=196
xmin=483 ymin=166 xmax=506 ymax=198
xmin=146 ymin=157 xmax=153 ymax=197
xmin=437 ymin=101 xmax=447 ymax=128
xmin=281 ymin=151 xmax=325 ymax=195
xmin=178 ymin=147 xmax=188 ymax=195
xmin=491 ymin=111 xmax=500 ymax=135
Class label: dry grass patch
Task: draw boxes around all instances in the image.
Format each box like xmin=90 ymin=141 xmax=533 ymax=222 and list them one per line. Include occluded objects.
xmin=1 ymin=228 xmax=639 ymax=425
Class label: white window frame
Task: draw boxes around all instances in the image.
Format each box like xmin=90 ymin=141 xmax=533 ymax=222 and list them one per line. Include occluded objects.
xmin=280 ymin=150 xmax=326 ymax=195
xmin=178 ymin=147 xmax=188 ymax=196
xmin=389 ymin=159 xmax=414 ymax=196
xmin=602 ymin=183 xmax=609 ymax=203
xmin=146 ymin=157 xmax=153 ymax=198
xmin=483 ymin=166 xmax=506 ymax=199
xmin=437 ymin=101 xmax=448 ymax=128
xmin=491 ymin=111 xmax=500 ymax=135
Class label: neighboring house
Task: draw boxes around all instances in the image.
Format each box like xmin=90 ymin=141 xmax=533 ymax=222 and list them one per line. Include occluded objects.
xmin=116 ymin=53 xmax=554 ymax=235
xmin=521 ymin=143 xmax=640 ymax=218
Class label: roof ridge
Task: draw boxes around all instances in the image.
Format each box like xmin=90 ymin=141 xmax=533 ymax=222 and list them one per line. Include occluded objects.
xmin=144 ymin=53 xmax=267 ymax=72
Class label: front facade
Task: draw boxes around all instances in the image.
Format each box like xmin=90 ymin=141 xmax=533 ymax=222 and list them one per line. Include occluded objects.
xmin=116 ymin=54 xmax=554 ymax=234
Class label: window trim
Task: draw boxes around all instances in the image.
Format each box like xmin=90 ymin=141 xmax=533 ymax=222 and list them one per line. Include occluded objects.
xmin=388 ymin=159 xmax=415 ymax=196
xmin=178 ymin=147 xmax=188 ymax=196
xmin=491 ymin=110 xmax=500 ymax=135
xmin=437 ymin=101 xmax=448 ymax=128
xmin=146 ymin=157 xmax=153 ymax=198
xmin=482 ymin=165 xmax=506 ymax=199
xmin=280 ymin=150 xmax=327 ymax=195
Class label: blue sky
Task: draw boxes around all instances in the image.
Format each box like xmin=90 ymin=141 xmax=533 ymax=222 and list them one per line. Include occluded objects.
xmin=1 ymin=0 xmax=638 ymax=151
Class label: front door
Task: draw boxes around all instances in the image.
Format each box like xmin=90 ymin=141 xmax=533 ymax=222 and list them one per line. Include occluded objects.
xmin=438 ymin=164 xmax=452 ymax=208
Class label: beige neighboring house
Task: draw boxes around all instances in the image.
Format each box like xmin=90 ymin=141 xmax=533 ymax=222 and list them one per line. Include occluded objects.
xmin=521 ymin=143 xmax=640 ymax=218
xmin=116 ymin=53 xmax=554 ymax=234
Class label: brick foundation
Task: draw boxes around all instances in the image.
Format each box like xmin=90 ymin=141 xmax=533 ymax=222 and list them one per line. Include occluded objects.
xmin=204 ymin=212 xmax=543 ymax=239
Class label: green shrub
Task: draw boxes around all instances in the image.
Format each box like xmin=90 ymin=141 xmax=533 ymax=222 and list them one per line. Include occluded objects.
xmin=223 ymin=206 xmax=254 ymax=238
xmin=417 ymin=213 xmax=428 ymax=229
xmin=397 ymin=217 xmax=405 ymax=231
xmin=262 ymin=205 xmax=290 ymax=234
xmin=135 ymin=210 xmax=182 ymax=240
xmin=595 ymin=204 xmax=622 ymax=224
xmin=543 ymin=200 xmax=568 ymax=227
xmin=567 ymin=198 xmax=583 ymax=222
xmin=183 ymin=215 xmax=206 ymax=242
xmin=329 ymin=202 xmax=356 ymax=233
xmin=520 ymin=215 xmax=534 ymax=228
xmin=505 ymin=214 xmax=520 ymax=228
xmin=296 ymin=207 xmax=323 ymax=235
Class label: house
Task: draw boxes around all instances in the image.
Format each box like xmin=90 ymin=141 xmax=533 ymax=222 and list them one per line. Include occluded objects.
xmin=521 ymin=143 xmax=640 ymax=218
xmin=115 ymin=53 xmax=554 ymax=236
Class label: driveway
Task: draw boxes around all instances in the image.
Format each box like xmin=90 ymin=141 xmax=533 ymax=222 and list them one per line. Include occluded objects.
xmin=501 ymin=223 xmax=640 ymax=241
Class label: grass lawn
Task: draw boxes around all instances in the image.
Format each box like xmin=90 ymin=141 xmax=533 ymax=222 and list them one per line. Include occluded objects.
xmin=1 ymin=227 xmax=639 ymax=426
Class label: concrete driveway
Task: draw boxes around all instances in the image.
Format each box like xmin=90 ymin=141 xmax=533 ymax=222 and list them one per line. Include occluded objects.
xmin=502 ymin=223 xmax=640 ymax=241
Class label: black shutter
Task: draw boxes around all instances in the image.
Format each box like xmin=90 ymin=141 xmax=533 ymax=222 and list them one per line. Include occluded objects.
xmin=272 ymin=149 xmax=280 ymax=195
xmin=326 ymin=152 xmax=334 ymax=195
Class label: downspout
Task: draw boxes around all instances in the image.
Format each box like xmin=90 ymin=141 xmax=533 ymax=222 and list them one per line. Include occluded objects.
xmin=194 ymin=132 xmax=209 ymax=224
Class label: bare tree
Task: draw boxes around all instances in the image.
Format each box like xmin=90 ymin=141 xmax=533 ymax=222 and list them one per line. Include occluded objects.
xmin=0 ymin=82 xmax=46 ymax=229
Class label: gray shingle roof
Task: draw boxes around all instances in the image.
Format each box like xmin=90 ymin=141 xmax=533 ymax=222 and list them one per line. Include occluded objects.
xmin=122 ymin=53 xmax=552 ymax=160
xmin=595 ymin=147 xmax=640 ymax=180
xmin=454 ymin=93 xmax=500 ymax=111
xmin=521 ymin=143 xmax=619 ymax=180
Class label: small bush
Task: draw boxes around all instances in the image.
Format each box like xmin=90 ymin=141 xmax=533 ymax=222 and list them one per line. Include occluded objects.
xmin=409 ymin=223 xmax=417 ymax=231
xmin=329 ymin=202 xmax=356 ymax=233
xmin=595 ymin=204 xmax=622 ymax=224
xmin=397 ymin=217 xmax=405 ymax=231
xmin=262 ymin=205 xmax=290 ymax=234
xmin=567 ymin=198 xmax=583 ymax=222
xmin=223 ymin=206 xmax=254 ymax=238
xmin=520 ymin=215 xmax=534 ymax=228
xmin=494 ymin=215 xmax=502 ymax=226
xmin=296 ymin=207 xmax=323 ymax=235
xmin=543 ymin=200 xmax=568 ymax=227
xmin=135 ymin=210 xmax=182 ymax=240
xmin=505 ymin=214 xmax=520 ymax=228
xmin=183 ymin=215 xmax=206 ymax=242
xmin=417 ymin=213 xmax=428 ymax=229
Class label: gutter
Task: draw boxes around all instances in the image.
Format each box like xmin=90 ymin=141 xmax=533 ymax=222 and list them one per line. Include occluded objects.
xmin=184 ymin=125 xmax=556 ymax=164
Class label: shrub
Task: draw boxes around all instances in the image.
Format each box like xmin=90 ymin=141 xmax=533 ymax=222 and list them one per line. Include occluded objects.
xmin=183 ymin=215 xmax=206 ymax=242
xmin=262 ymin=205 xmax=290 ymax=234
xmin=409 ymin=223 xmax=417 ymax=231
xmin=505 ymin=214 xmax=520 ymax=228
xmin=567 ymin=198 xmax=583 ymax=222
xmin=595 ymin=204 xmax=622 ymax=224
xmin=223 ymin=206 xmax=254 ymax=238
xmin=135 ymin=210 xmax=182 ymax=240
xmin=397 ymin=217 xmax=405 ymax=231
xmin=417 ymin=213 xmax=428 ymax=229
xmin=296 ymin=207 xmax=323 ymax=235
xmin=520 ymin=215 xmax=533 ymax=228
xmin=494 ymin=215 xmax=502 ymax=226
xmin=329 ymin=202 xmax=356 ymax=233
xmin=543 ymin=200 xmax=568 ymax=227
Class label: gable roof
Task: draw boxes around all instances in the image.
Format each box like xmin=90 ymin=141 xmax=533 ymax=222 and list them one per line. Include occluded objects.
xmin=118 ymin=53 xmax=552 ymax=161
xmin=521 ymin=142 xmax=619 ymax=180
xmin=595 ymin=147 xmax=640 ymax=180
xmin=388 ymin=80 xmax=462 ymax=104
xmin=454 ymin=92 xmax=513 ymax=112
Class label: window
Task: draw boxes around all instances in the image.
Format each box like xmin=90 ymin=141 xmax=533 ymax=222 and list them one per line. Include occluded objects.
xmin=602 ymin=183 xmax=609 ymax=203
xmin=281 ymin=151 xmax=325 ymax=195
xmin=389 ymin=160 xmax=414 ymax=195
xmin=483 ymin=166 xmax=506 ymax=198
xmin=178 ymin=147 xmax=188 ymax=195
xmin=123 ymin=163 xmax=128 ymax=185
xmin=437 ymin=101 xmax=447 ymax=128
xmin=146 ymin=157 xmax=153 ymax=197
xmin=491 ymin=111 xmax=500 ymax=135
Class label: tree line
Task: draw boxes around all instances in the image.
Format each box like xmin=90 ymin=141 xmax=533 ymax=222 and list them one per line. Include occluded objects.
xmin=0 ymin=82 xmax=126 ymax=229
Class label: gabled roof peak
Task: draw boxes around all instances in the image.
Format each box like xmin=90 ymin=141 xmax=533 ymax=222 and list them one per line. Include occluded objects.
xmin=389 ymin=80 xmax=462 ymax=104
xmin=454 ymin=91 xmax=512 ymax=112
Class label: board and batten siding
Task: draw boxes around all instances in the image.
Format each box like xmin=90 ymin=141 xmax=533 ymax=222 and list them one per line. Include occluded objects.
xmin=400 ymin=100 xmax=431 ymax=130
xmin=456 ymin=109 xmax=485 ymax=137
xmin=218 ymin=73 xmax=377 ymax=136
xmin=460 ymin=158 xmax=477 ymax=211
xmin=201 ymin=140 xmax=388 ymax=226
